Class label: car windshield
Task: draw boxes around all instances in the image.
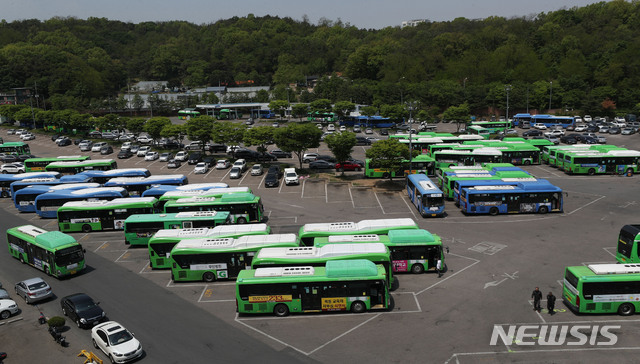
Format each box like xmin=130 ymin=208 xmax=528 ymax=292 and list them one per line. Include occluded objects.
xmin=28 ymin=281 xmax=47 ymax=290
xmin=252 ymin=166 xmax=261 ymax=170
xmin=76 ymin=298 xmax=98 ymax=312
xmin=108 ymin=329 xmax=134 ymax=346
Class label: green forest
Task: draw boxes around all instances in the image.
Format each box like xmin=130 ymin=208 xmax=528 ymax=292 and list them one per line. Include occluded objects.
xmin=1 ymin=0 xmax=640 ymax=117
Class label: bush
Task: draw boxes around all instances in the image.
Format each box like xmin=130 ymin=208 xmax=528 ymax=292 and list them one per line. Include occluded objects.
xmin=47 ymin=316 xmax=65 ymax=328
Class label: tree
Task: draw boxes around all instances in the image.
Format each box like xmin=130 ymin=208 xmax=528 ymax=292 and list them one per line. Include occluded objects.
xmin=211 ymin=121 xmax=247 ymax=153
xmin=244 ymin=126 xmax=275 ymax=153
xmin=333 ymin=101 xmax=356 ymax=119
xmin=365 ymin=139 xmax=410 ymax=180
xmin=309 ymin=99 xmax=332 ymax=114
xmin=268 ymin=100 xmax=290 ymax=119
xmin=185 ymin=116 xmax=215 ymax=150
xmin=442 ymin=103 xmax=471 ymax=132
xmin=273 ymin=123 xmax=323 ymax=168
xmin=291 ymin=103 xmax=309 ymax=121
xmin=126 ymin=118 xmax=146 ymax=135
xmin=161 ymin=123 xmax=186 ymax=143
xmin=143 ymin=117 xmax=171 ymax=143
xmin=324 ymin=132 xmax=357 ymax=174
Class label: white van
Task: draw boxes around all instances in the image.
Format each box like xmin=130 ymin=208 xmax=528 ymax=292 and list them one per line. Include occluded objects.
xmin=284 ymin=168 xmax=299 ymax=185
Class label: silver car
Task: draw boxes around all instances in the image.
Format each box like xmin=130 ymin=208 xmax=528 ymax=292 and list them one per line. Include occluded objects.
xmin=229 ymin=167 xmax=242 ymax=179
xmin=15 ymin=277 xmax=53 ymax=304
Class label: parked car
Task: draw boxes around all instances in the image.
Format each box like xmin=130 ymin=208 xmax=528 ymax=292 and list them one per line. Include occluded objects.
xmin=100 ymin=145 xmax=114 ymax=155
xmin=144 ymin=151 xmax=159 ymax=161
xmin=136 ymin=146 xmax=151 ymax=157
xmin=129 ymin=145 xmax=141 ymax=154
xmin=256 ymin=152 xmax=278 ymax=161
xmin=117 ymin=150 xmax=133 ymax=159
xmin=15 ymin=277 xmax=52 ymax=304
xmin=574 ymin=125 xmax=587 ymax=132
xmin=317 ymin=155 xmax=337 ymax=163
xmin=57 ymin=138 xmax=72 ymax=147
xmin=88 ymin=131 xmax=102 ymax=138
xmin=379 ymin=129 xmax=389 ymax=136
xmin=79 ymin=140 xmax=93 ymax=151
xmin=216 ymin=160 xmax=231 ymax=169
xmin=0 ymin=288 xmax=9 ymax=300
xmin=598 ymin=125 xmax=610 ymax=133
xmin=583 ymin=136 xmax=598 ymax=144
xmin=267 ymin=165 xmax=283 ymax=179
xmin=609 ymin=127 xmax=621 ymax=134
xmin=523 ymin=129 xmax=543 ymax=137
xmin=91 ymin=142 xmax=107 ymax=152
xmin=101 ymin=132 xmax=117 ymax=140
xmin=137 ymin=135 xmax=153 ymax=144
xmin=7 ymin=129 xmax=16 ymax=135
xmin=365 ymin=128 xmax=373 ymax=134
xmin=621 ymin=127 xmax=636 ymax=135
xmin=355 ymin=136 xmax=372 ymax=145
xmin=284 ymin=168 xmax=299 ymax=185
xmin=544 ymin=130 xmax=564 ymax=138
xmin=353 ymin=125 xmax=361 ymax=133
xmin=546 ymin=136 xmax=560 ymax=145
xmin=61 ymin=293 xmax=106 ymax=329
xmin=233 ymin=159 xmax=247 ymax=171
xmin=233 ymin=148 xmax=258 ymax=160
xmin=185 ymin=141 xmax=204 ymax=151
xmin=533 ymin=124 xmax=547 ymax=130
xmin=251 ymin=164 xmax=264 ymax=176
xmin=21 ymin=133 xmax=35 ymax=141
xmin=174 ymin=151 xmax=189 ymax=162
xmin=327 ymin=124 xmax=336 ymax=131
xmin=366 ymin=136 xmax=382 ymax=143
xmin=229 ymin=167 xmax=243 ymax=179
xmin=272 ymin=121 xmax=279 ymax=128
xmin=303 ymin=153 xmax=319 ymax=163
xmin=309 ymin=160 xmax=336 ymax=169
xmin=0 ymin=154 xmax=18 ymax=163
xmin=158 ymin=152 xmax=173 ymax=162
xmin=0 ymin=299 xmax=19 ymax=320
xmin=559 ymin=136 xmax=577 ymax=144
xmin=596 ymin=135 xmax=607 ymax=144
xmin=17 ymin=154 xmax=35 ymax=162
xmin=167 ymin=159 xmax=181 ymax=169
xmin=194 ymin=162 xmax=209 ymax=174
xmin=264 ymin=171 xmax=280 ymax=187
xmin=339 ymin=125 xmax=347 ymax=132
xmin=188 ymin=152 xmax=202 ymax=165
xmin=0 ymin=163 xmax=25 ymax=174
xmin=270 ymin=149 xmax=292 ymax=159
xmin=91 ymin=321 xmax=143 ymax=363
xmin=334 ymin=161 xmax=362 ymax=172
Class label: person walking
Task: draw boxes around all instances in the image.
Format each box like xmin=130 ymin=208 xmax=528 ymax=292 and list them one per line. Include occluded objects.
xmin=547 ymin=292 xmax=556 ymax=315
xmin=532 ymin=287 xmax=542 ymax=312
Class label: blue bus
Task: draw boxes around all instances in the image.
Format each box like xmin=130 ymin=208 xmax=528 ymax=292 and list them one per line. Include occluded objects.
xmin=0 ymin=172 xmax=62 ymax=198
xmin=14 ymin=183 xmax=101 ymax=212
xmin=35 ymin=187 xmax=129 ymax=218
xmin=103 ymin=175 xmax=189 ymax=197
xmin=406 ymin=174 xmax=445 ymax=217
xmin=452 ymin=177 xmax=538 ymax=207
xmin=512 ymin=113 xmax=532 ymax=128
xmin=76 ymin=168 xmax=151 ymax=184
xmin=255 ymin=109 xmax=276 ymax=119
xmin=10 ymin=174 xmax=92 ymax=198
xmin=140 ymin=183 xmax=229 ymax=198
xmin=531 ymin=114 xmax=575 ymax=129
xmin=459 ymin=180 xmax=563 ymax=216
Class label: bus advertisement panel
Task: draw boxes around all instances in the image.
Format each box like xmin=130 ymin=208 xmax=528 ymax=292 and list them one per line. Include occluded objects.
xmin=7 ymin=225 xmax=85 ymax=278
xmin=148 ymin=223 xmax=271 ymax=269
xmin=298 ymin=218 xmax=418 ymax=246
xmin=236 ymin=260 xmax=390 ymax=316
xmin=14 ymin=182 xmax=101 ymax=212
xmin=57 ymin=197 xmax=158 ymax=233
xmin=406 ymin=174 xmax=445 ymax=217
xmin=364 ymin=155 xmax=436 ymax=179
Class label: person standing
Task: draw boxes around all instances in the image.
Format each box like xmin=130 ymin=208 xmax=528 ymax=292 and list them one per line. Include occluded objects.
xmin=436 ymin=259 xmax=443 ymax=278
xmin=532 ymin=287 xmax=542 ymax=312
xmin=547 ymin=292 xmax=556 ymax=315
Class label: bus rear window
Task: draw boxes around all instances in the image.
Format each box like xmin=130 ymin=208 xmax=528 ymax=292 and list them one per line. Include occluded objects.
xmin=565 ymin=269 xmax=579 ymax=290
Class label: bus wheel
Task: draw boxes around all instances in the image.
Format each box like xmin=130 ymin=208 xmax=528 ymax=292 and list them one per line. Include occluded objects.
xmin=203 ymin=272 xmax=216 ymax=282
xmin=524 ymin=160 xmax=531 ymax=165
xmin=489 ymin=207 xmax=499 ymax=216
xmin=351 ymin=301 xmax=366 ymax=313
xmin=382 ymin=172 xmax=390 ymax=179
xmin=0 ymin=191 xmax=8 ymax=198
xmin=82 ymin=224 xmax=92 ymax=233
xmin=273 ymin=303 xmax=289 ymax=317
xmin=588 ymin=168 xmax=596 ymax=176
xmin=538 ymin=206 xmax=548 ymax=214
xmin=236 ymin=217 xmax=247 ymax=224
xmin=411 ymin=264 xmax=424 ymax=274
xmin=618 ymin=302 xmax=635 ymax=316
xmin=19 ymin=255 xmax=24 ymax=264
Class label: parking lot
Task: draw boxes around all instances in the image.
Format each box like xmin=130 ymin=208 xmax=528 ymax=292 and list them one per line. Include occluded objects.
xmin=2 ymin=122 xmax=640 ymax=363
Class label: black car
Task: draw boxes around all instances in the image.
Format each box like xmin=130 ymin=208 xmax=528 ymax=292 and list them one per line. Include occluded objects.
xmin=60 ymin=293 xmax=106 ymax=329
xmin=583 ymin=136 xmax=598 ymax=144
xmin=264 ymin=171 xmax=281 ymax=188
xmin=309 ymin=160 xmax=336 ymax=169
xmin=355 ymin=136 xmax=372 ymax=146
xmin=163 ymin=141 xmax=184 ymax=150
xmin=234 ymin=149 xmax=259 ymax=160
xmin=100 ymin=145 xmax=113 ymax=155
xmin=269 ymin=149 xmax=292 ymax=159
xmin=0 ymin=154 xmax=18 ymax=163
xmin=586 ymin=125 xmax=599 ymax=132
xmin=559 ymin=136 xmax=577 ymax=144
xmin=267 ymin=165 xmax=283 ymax=178
xmin=379 ymin=129 xmax=389 ymax=136
xmin=523 ymin=129 xmax=543 ymax=137
xmin=57 ymin=138 xmax=72 ymax=147
xmin=256 ymin=152 xmax=278 ymax=161
xmin=17 ymin=154 xmax=36 ymax=162
xmin=73 ymin=138 xmax=83 ymax=145
xmin=88 ymin=131 xmax=102 ymax=138
xmin=117 ymin=149 xmax=133 ymax=159
xmin=188 ymin=152 xmax=203 ymax=165
xmin=202 ymin=155 xmax=216 ymax=167
xmin=317 ymin=154 xmax=337 ymax=163
xmin=50 ymin=134 xmax=60 ymax=142
xmin=566 ymin=133 xmax=585 ymax=143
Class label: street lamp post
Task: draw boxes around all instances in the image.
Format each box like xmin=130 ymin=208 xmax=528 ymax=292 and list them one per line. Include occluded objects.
xmin=549 ymin=81 xmax=553 ymax=112
xmin=505 ymin=84 xmax=511 ymax=122
xmin=407 ymin=101 xmax=416 ymax=175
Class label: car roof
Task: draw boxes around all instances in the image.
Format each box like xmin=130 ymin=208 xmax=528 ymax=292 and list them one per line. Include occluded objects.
xmin=94 ymin=320 xmax=124 ymax=332
xmin=64 ymin=293 xmax=93 ymax=303
xmin=19 ymin=277 xmax=46 ymax=285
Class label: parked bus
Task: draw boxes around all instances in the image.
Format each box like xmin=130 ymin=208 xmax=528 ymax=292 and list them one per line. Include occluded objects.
xmin=562 ymin=150 xmax=640 ymax=176
xmin=24 ymin=156 xmax=91 ymax=172
xmin=513 ymin=113 xmax=532 ymax=128
xmin=163 ymin=193 xmax=264 ymax=224
xmin=103 ymin=175 xmax=189 ymax=196
xmin=156 ymin=187 xmax=251 ymax=209
xmin=563 ymin=263 xmax=640 ymax=315
xmin=251 ymin=243 xmax=393 ymax=286
xmin=452 ymin=177 xmax=538 ymax=206
xmin=616 ymin=225 xmax=640 ymax=264
xmin=124 ymin=211 xmax=232 ymax=246
xmin=177 ymin=109 xmax=201 ymax=119
xmin=148 ymin=223 xmax=271 ymax=269
xmin=406 ymin=174 xmax=445 ymax=217
xmin=298 ymin=218 xmax=418 ymax=246
xmin=14 ymin=182 xmax=101 ymax=212
xmin=45 ymin=159 xmax=118 ymax=175
xmin=0 ymin=172 xmax=62 ymax=198
xmin=313 ymin=229 xmax=444 ymax=274
xmin=57 ymin=197 xmax=158 ymax=233
xmin=459 ymin=180 xmax=563 ymax=215
xmin=432 ymin=148 xmax=502 ymax=171
xmin=9 ymin=174 xmax=92 ymax=198
xmin=0 ymin=142 xmax=31 ymax=156
xmin=76 ymin=168 xmax=151 ymax=184
xmin=467 ymin=125 xmax=491 ymax=138
xmin=397 ymin=135 xmax=485 ymax=154
xmin=141 ymin=183 xmax=229 ymax=198
xmin=35 ymin=187 xmax=128 ymax=219
xmin=7 ymin=225 xmax=85 ymax=278
xmin=469 ymin=120 xmax=512 ymax=133
xmin=364 ymin=155 xmax=436 ymax=179
xmin=170 ymin=234 xmax=299 ymax=282
xmin=541 ymin=145 xmax=591 ymax=166
xmin=236 ymin=259 xmax=390 ymax=316
xmin=531 ymin=114 xmax=575 ymax=129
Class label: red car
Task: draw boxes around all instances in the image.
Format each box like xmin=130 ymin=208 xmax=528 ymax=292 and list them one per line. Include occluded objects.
xmin=335 ymin=161 xmax=362 ymax=171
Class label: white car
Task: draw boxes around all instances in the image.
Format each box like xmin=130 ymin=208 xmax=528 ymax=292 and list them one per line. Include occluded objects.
xmin=137 ymin=135 xmax=152 ymax=144
xmin=284 ymin=167 xmax=299 ymax=185
xmin=137 ymin=146 xmax=151 ymax=157
xmin=303 ymin=153 xmax=319 ymax=163
xmin=574 ymin=125 xmax=587 ymax=132
xmin=533 ymin=124 xmax=547 ymax=130
xmin=544 ymin=130 xmax=564 ymax=138
xmin=0 ymin=299 xmax=19 ymax=319
xmin=121 ymin=142 xmax=132 ymax=150
xmin=327 ymin=124 xmax=336 ymax=131
xmin=144 ymin=151 xmax=159 ymax=161
xmin=215 ymin=160 xmax=231 ymax=169
xmin=0 ymin=163 xmax=25 ymax=174
xmin=91 ymin=142 xmax=107 ymax=152
xmin=91 ymin=321 xmax=143 ymax=364
xmin=583 ymin=115 xmax=592 ymax=122
xmin=21 ymin=133 xmax=35 ymax=140
xmin=233 ymin=159 xmax=247 ymax=172
xmin=251 ymin=164 xmax=263 ymax=176
xmin=174 ymin=151 xmax=189 ymax=161
xmin=364 ymin=128 xmax=373 ymax=134
xmin=159 ymin=152 xmax=173 ymax=162
xmin=194 ymin=162 xmax=209 ymax=174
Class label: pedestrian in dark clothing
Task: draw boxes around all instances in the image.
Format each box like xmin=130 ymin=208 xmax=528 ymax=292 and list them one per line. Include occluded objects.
xmin=547 ymin=292 xmax=556 ymax=315
xmin=532 ymin=287 xmax=542 ymax=312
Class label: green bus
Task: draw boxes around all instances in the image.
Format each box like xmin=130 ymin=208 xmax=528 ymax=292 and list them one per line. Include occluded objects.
xmin=467 ymin=125 xmax=490 ymax=138
xmin=469 ymin=120 xmax=512 ymax=133
xmin=314 ymin=229 xmax=444 ymax=275
xmin=24 ymin=156 xmax=91 ymax=172
xmin=432 ymin=148 xmax=502 ymax=171
xmin=7 ymin=225 xmax=85 ymax=278
xmin=163 ymin=193 xmax=264 ymax=224
xmin=45 ymin=159 xmax=118 ymax=175
xmin=170 ymin=234 xmax=299 ymax=282
xmin=148 ymin=223 xmax=271 ymax=269
xmin=157 ymin=187 xmax=251 ymax=209
xmin=178 ymin=109 xmax=201 ymax=120
xmin=57 ymin=197 xmax=159 ymax=233
xmin=124 ymin=211 xmax=232 ymax=246
xmin=541 ymin=145 xmax=591 ymax=166
xmin=563 ymin=263 xmax=640 ymax=315
xmin=251 ymin=243 xmax=394 ymax=286
xmin=298 ymin=217 xmax=419 ymax=246
xmin=616 ymin=225 xmax=640 ymax=264
xmin=0 ymin=142 xmax=31 ymax=156
xmin=236 ymin=259 xmax=390 ymax=317
xmin=364 ymin=154 xmax=436 ymax=178
xmin=563 ymin=150 xmax=640 ymax=175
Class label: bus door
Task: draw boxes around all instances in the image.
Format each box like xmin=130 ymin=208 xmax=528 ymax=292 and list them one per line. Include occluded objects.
xmin=300 ymin=284 xmax=323 ymax=311
xmin=605 ymin=158 xmax=616 ymax=174
xmin=506 ymin=194 xmax=520 ymax=213
xmin=228 ymin=253 xmax=250 ymax=278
